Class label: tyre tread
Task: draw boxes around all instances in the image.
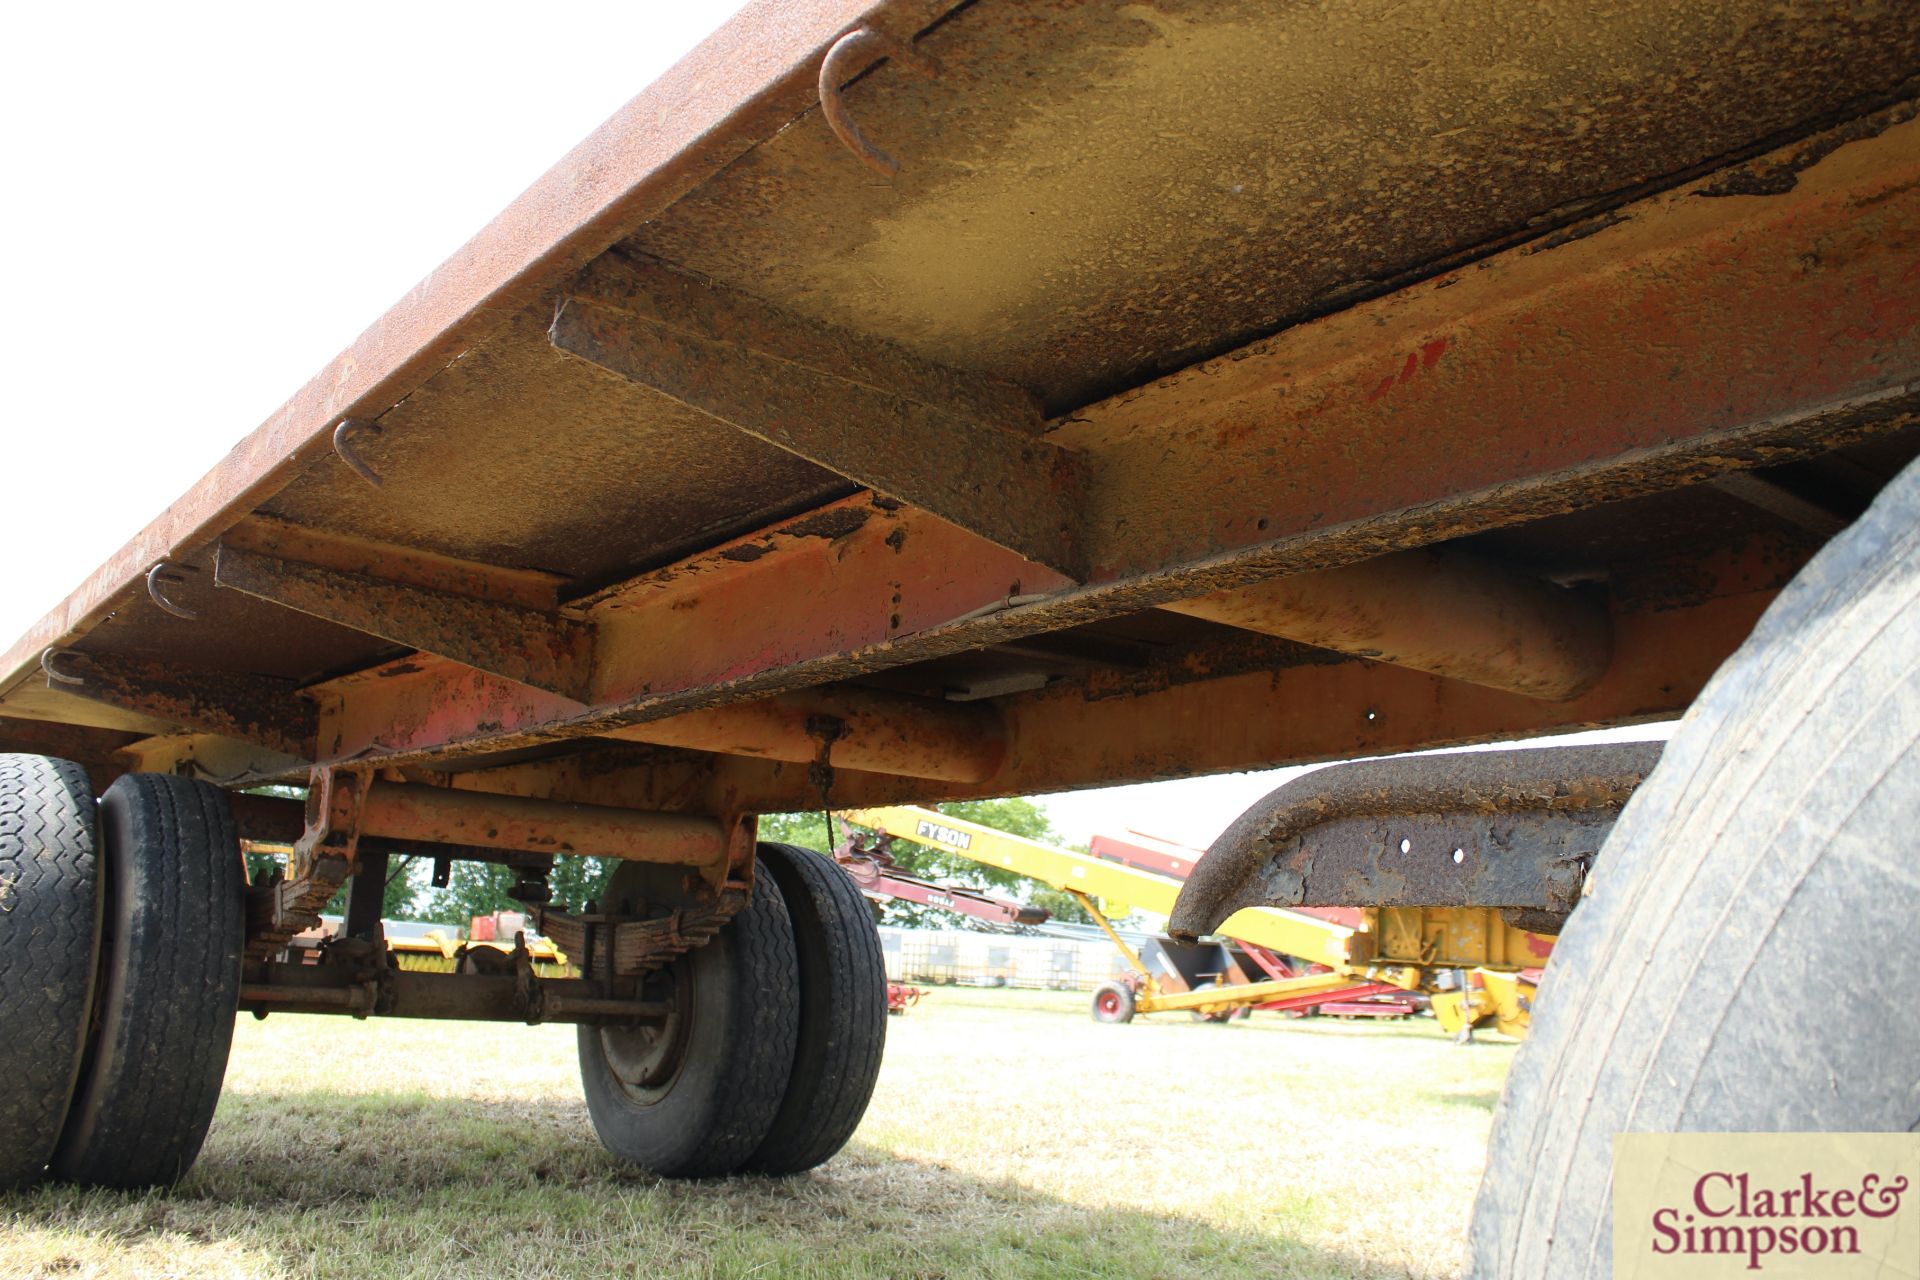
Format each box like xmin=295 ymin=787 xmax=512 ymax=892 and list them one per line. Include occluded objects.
xmin=578 ymin=862 xmax=800 ymax=1178
xmin=743 ymin=842 xmax=888 ymax=1174
xmin=1470 ymin=459 xmax=1920 ymax=1277
xmin=0 ymin=754 xmax=98 ymax=1190
xmin=52 ymin=773 xmax=243 ymax=1188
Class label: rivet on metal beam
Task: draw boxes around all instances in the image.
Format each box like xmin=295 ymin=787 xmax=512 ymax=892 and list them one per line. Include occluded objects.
xmin=40 ymin=648 xmax=84 ymax=687
xmin=819 ymin=28 xmax=939 ymax=178
xmin=145 ymin=562 xmax=200 ymax=620
xmin=332 ymin=419 xmax=385 ymax=488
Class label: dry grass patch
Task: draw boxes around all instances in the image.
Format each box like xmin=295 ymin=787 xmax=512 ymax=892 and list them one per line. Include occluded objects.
xmin=2 ymin=987 xmax=1515 ymax=1279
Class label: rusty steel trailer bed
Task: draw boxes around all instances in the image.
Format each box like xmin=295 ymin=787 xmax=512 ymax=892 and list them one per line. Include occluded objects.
xmin=2 ymin=3 xmax=1916 ymax=1270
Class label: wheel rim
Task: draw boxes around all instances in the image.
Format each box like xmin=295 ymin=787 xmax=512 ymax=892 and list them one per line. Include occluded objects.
xmin=599 ymin=966 xmax=690 ymax=1102
xmin=1097 ymin=990 xmax=1121 ymax=1016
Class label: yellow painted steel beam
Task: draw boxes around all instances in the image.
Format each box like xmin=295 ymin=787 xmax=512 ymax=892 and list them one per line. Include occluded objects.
xmin=843 ymin=805 xmax=1359 ymax=968
xmin=1136 ymin=970 xmax=1356 ymax=1015
xmin=1067 ymin=889 xmax=1154 ymax=983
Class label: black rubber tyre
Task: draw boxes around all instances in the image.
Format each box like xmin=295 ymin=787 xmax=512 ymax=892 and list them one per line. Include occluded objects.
xmin=578 ymin=860 xmax=799 ymax=1178
xmin=1468 ymin=456 xmax=1920 ymax=1278
xmin=1091 ymin=980 xmax=1135 ymax=1023
xmin=741 ymin=842 xmax=887 ymax=1175
xmin=0 ymin=755 xmax=100 ymax=1191
xmin=52 ymin=773 xmax=245 ymax=1188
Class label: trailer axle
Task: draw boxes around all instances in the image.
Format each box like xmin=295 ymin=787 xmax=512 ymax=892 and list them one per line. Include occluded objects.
xmin=240 ymin=964 xmax=670 ymax=1025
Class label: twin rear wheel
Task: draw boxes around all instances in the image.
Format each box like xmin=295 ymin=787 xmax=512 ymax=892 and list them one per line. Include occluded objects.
xmin=1 ymin=769 xmax=885 ymax=1190
xmin=577 ymin=840 xmax=889 ymax=1178
xmin=0 ymin=767 xmax=243 ymax=1191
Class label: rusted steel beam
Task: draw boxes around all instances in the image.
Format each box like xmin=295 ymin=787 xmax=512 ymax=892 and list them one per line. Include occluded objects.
xmin=223 ymin=515 xmax=567 ymax=610
xmin=986 ymin=591 xmax=1758 ymax=809
xmin=583 ymin=494 xmax=1073 ymax=700
xmin=214 ymin=544 xmax=594 ymax=700
xmin=1168 ymin=745 xmax=1662 ymax=944
xmin=549 ymin=285 xmax=1087 ymax=575
xmin=229 ymin=791 xmax=307 ymax=844
xmin=456 ymin=544 xmax=1781 ymax=819
xmin=117 ymin=732 xmax=307 ymax=784
xmin=569 ymin=253 xmax=1048 ymax=435
xmin=601 ymin=685 xmax=1006 ymax=783
xmin=311 ymin=494 xmax=1070 ymax=763
xmin=40 ymin=653 xmax=314 ymax=759
xmin=1163 ymin=547 xmax=1612 ymax=701
xmin=359 ymin=784 xmax=727 ymax=865
xmin=1065 ymin=107 xmax=1920 ymax=585
xmin=247 ymin=766 xmax=368 ymax=962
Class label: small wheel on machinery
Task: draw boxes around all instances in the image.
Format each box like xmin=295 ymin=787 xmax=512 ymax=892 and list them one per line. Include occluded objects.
xmin=1091 ymin=980 xmax=1135 ymax=1023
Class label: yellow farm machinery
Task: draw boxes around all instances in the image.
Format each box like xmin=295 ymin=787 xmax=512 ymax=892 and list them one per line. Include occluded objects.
xmin=839 ymin=781 xmax=1604 ymax=1036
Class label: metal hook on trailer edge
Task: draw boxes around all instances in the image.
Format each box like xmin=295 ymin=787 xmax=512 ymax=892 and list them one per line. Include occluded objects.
xmin=145 ymin=562 xmax=200 ymax=620
xmin=819 ymin=27 xmax=940 ymax=178
xmin=40 ymin=648 xmax=84 ymax=687
xmin=332 ymin=419 xmax=385 ymax=488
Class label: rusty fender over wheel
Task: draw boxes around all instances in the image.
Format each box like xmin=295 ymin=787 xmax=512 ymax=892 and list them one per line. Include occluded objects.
xmin=1170 ymin=744 xmax=1663 ymax=938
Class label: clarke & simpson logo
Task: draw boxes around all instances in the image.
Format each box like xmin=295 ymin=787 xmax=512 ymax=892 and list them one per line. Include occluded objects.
xmin=1650 ymin=1170 xmax=1907 ymax=1269
xmin=1614 ymin=1134 xmax=1919 ymax=1277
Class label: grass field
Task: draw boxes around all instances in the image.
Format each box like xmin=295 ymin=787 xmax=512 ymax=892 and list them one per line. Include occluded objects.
xmin=2 ymin=988 xmax=1517 ymax=1280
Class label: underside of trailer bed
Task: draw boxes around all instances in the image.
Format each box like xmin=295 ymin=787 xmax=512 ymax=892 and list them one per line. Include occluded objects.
xmin=3 ymin=0 xmax=1916 ymax=837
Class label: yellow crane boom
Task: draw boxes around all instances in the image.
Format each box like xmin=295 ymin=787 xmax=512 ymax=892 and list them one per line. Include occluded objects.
xmin=843 ymin=806 xmax=1357 ymax=968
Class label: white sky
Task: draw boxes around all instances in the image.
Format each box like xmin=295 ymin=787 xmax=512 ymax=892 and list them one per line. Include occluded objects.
xmin=0 ymin=3 xmax=1674 ymax=848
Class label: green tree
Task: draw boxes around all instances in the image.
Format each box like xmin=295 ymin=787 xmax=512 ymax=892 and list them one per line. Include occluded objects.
xmin=550 ymin=856 xmax=618 ymax=912
xmin=424 ymin=861 xmax=519 ymax=929
xmin=759 ymin=799 xmax=1093 ymax=928
xmin=421 ymin=856 xmax=619 ymax=931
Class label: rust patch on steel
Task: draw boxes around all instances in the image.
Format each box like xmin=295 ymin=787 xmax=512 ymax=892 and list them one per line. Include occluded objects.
xmin=43 ymin=653 xmax=315 ymax=760
xmin=780 ymin=504 xmax=873 ymax=543
xmin=223 ymin=515 xmax=567 ymax=611
xmin=549 ymin=290 xmax=1085 ymax=572
xmin=1164 ymin=547 xmax=1613 ymax=702
xmin=436 ymin=553 xmax=1777 ymax=821
xmin=214 ymin=544 xmax=596 ymax=701
xmin=1696 ymin=97 xmax=1917 ymax=196
xmin=358 ymin=784 xmax=727 ymax=864
xmin=600 ymin=684 xmax=1006 ymax=783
